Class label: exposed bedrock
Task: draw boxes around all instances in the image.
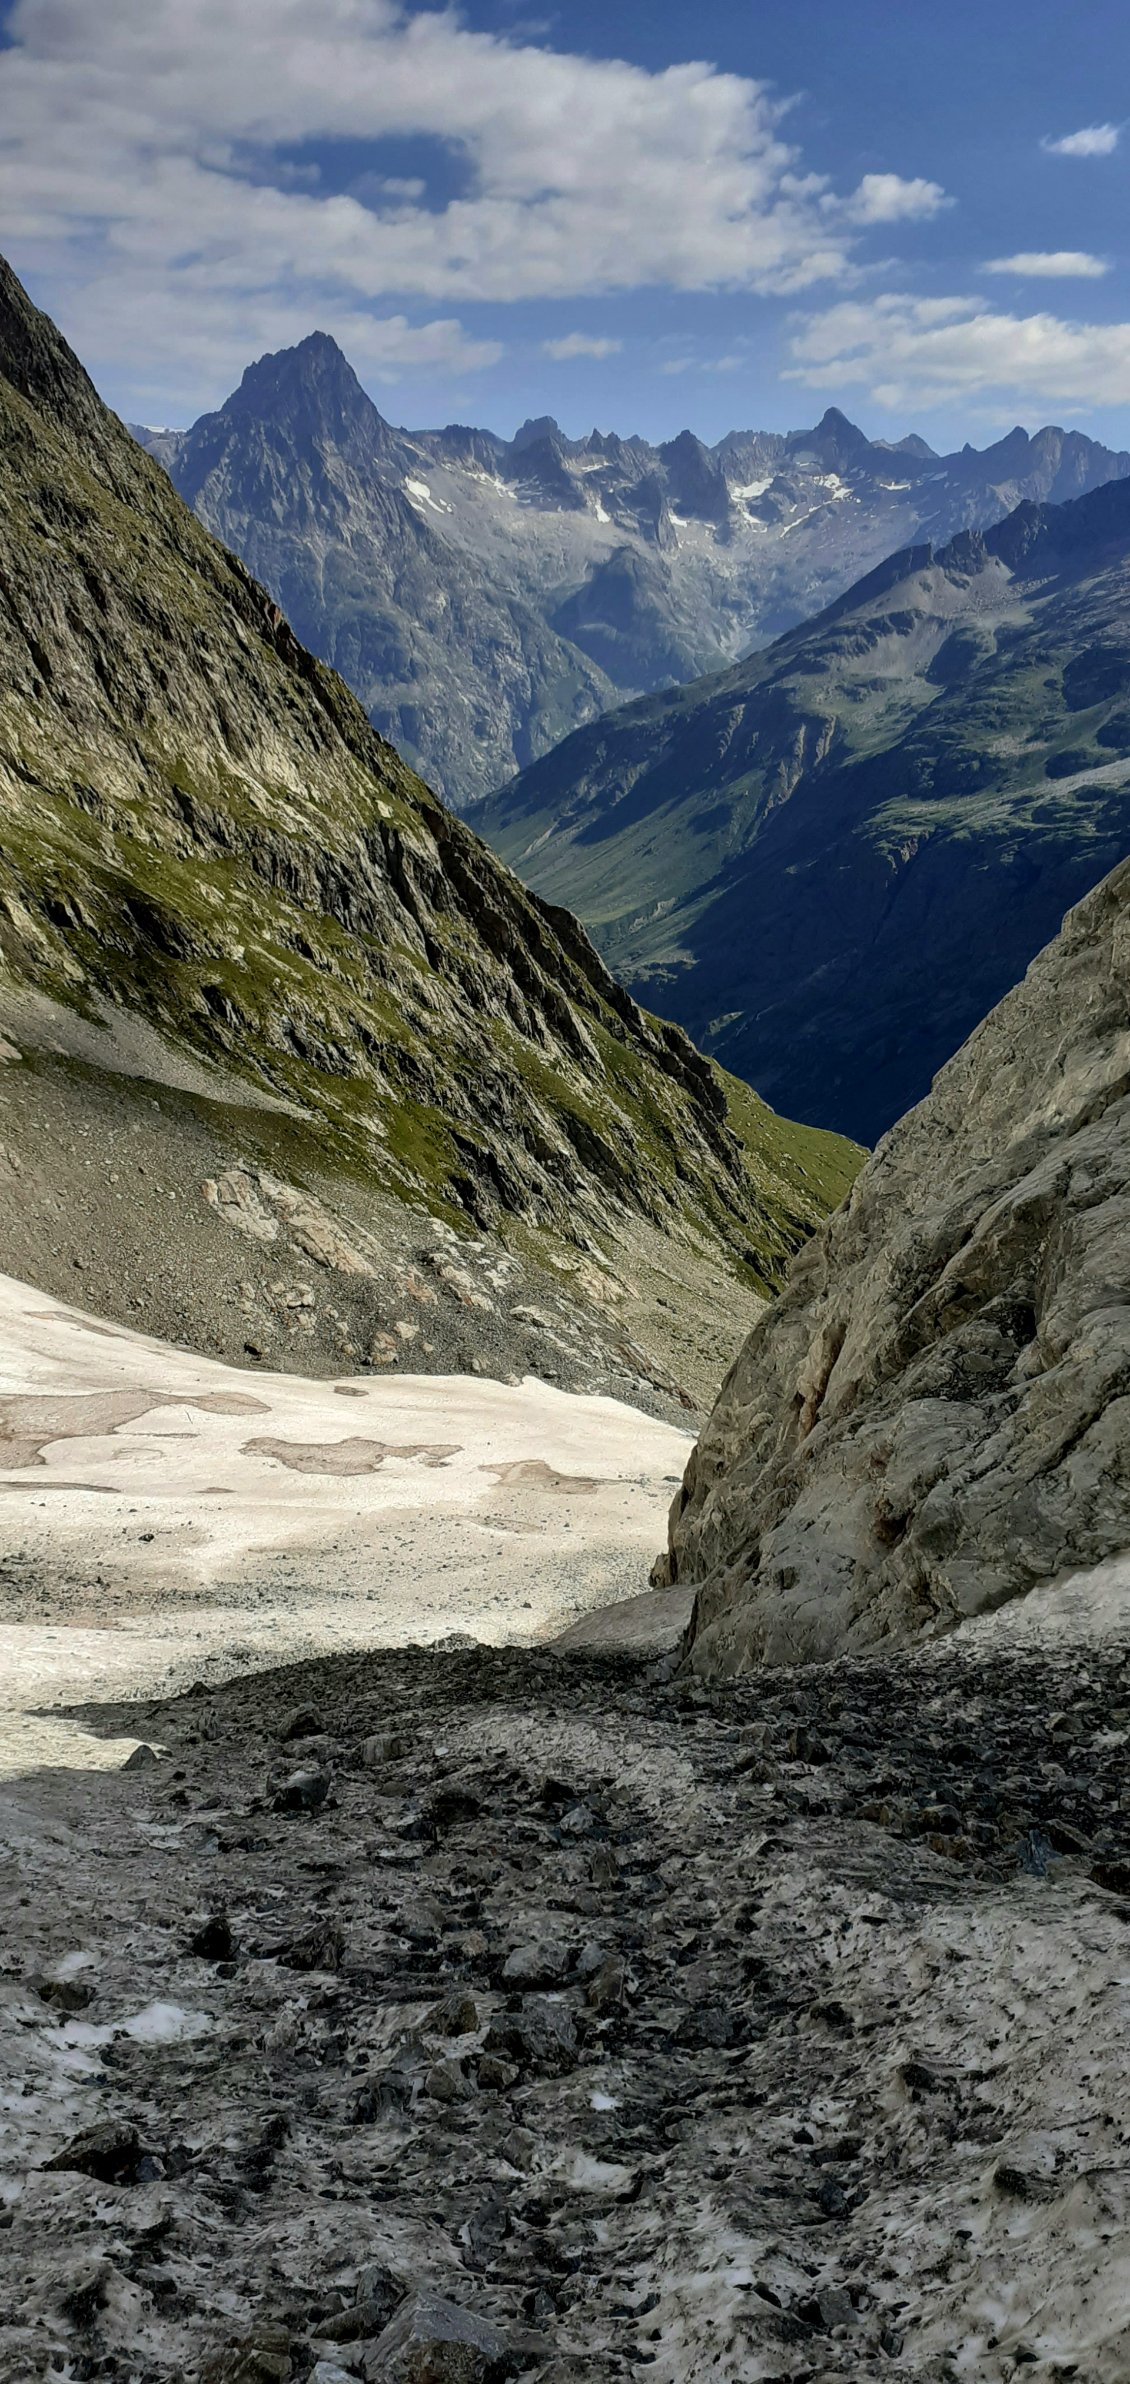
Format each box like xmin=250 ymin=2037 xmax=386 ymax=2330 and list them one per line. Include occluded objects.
xmin=661 ymin=856 xmax=1130 ymax=1671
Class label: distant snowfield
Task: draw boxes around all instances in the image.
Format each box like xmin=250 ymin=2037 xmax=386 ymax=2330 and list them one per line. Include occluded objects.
xmin=0 ymin=1273 xmax=692 ymax=1775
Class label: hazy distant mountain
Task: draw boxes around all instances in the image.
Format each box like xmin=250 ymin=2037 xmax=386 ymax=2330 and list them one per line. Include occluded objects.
xmin=481 ymin=478 xmax=1130 ymax=1144
xmin=132 ymin=337 xmax=615 ymax=806
xmin=136 ymin=349 xmax=1130 ymax=809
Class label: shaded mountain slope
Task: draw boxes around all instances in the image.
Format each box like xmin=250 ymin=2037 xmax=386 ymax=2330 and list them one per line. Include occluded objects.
xmin=139 ymin=353 xmax=1130 ymax=811
xmin=659 ymin=858 xmax=1130 ymax=1669
xmin=0 ymin=254 xmax=860 ymax=1404
xmin=483 ymin=485 xmax=1130 ymax=1143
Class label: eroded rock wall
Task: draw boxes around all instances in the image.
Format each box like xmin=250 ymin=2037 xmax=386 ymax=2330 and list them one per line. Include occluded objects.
xmin=662 ymin=857 xmax=1130 ymax=1671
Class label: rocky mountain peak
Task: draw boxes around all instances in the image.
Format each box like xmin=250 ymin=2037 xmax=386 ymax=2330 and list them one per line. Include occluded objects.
xmin=0 ymin=248 xmax=860 ymax=1404
xmin=884 ymin=430 xmax=937 ymax=458
xmin=430 ymin=421 xmax=505 ymax=469
xmin=506 ymin=424 xmax=586 ymax=508
xmin=987 ymin=470 xmax=1130 ymax=571
xmin=510 ymin=413 xmax=563 ymax=453
xmin=219 ymin=329 xmax=396 ymax=452
xmin=656 ymin=428 xmax=731 ymax=523
xmin=486 ymin=456 xmax=1130 ymax=1149
xmin=789 ymin=405 xmax=871 ymax=469
xmin=136 ymin=314 xmax=1130 ymax=809
xmin=816 ymin=403 xmax=868 ymax=443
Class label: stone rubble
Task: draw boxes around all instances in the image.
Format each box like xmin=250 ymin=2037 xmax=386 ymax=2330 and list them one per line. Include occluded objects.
xmin=3 ymin=1630 xmax=1130 ymax=2379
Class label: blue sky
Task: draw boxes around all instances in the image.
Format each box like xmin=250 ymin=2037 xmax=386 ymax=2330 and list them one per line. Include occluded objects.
xmin=3 ymin=0 xmax=1130 ymax=450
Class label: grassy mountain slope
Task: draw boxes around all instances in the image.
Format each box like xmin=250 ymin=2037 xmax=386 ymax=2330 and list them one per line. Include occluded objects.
xmin=481 ymin=495 xmax=1130 ymax=1144
xmin=0 ymin=254 xmax=861 ymax=1403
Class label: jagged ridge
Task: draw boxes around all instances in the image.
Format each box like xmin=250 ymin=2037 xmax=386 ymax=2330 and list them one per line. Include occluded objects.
xmin=138 ymin=342 xmax=1130 ymax=810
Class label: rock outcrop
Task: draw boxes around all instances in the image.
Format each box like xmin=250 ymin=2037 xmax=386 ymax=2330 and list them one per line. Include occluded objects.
xmin=661 ymin=859 xmax=1130 ymax=1670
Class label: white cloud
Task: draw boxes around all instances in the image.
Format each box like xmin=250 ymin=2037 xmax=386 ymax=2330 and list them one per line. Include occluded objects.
xmin=0 ymin=0 xmax=949 ymax=411
xmin=659 ymin=352 xmax=743 ymax=376
xmin=73 ymin=284 xmax=500 ymax=408
xmin=786 ymin=291 xmax=1130 ymax=412
xmin=542 ymin=332 xmax=623 ymax=359
xmin=843 ymin=172 xmax=950 ymax=225
xmin=984 ymin=251 xmax=1109 ymax=279
xmin=1042 ymin=123 xmax=1121 ymax=157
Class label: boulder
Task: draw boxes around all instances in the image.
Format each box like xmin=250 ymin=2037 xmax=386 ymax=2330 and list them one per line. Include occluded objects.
xmin=361 ymin=2289 xmax=511 ymax=2382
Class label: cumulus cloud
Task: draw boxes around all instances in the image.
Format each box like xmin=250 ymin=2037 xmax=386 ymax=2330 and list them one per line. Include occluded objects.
xmin=786 ymin=291 xmax=1130 ymax=411
xmin=67 ymin=283 xmax=500 ymax=412
xmin=843 ymin=172 xmax=950 ymax=224
xmin=1042 ymin=123 xmax=1121 ymax=157
xmin=542 ymin=333 xmax=623 ymax=359
xmin=984 ymin=251 xmax=1109 ymax=279
xmin=0 ymin=0 xmax=948 ymax=410
xmin=659 ymin=352 xmax=743 ymax=376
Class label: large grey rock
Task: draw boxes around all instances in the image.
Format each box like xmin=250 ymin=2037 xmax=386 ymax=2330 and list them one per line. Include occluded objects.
xmin=361 ymin=2290 xmax=511 ymax=2382
xmin=661 ymin=859 xmax=1130 ymax=1671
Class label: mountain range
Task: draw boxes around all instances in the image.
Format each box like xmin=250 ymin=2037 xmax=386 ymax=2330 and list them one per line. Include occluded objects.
xmin=134 ymin=338 xmax=1130 ymax=809
xmin=482 ymin=479 xmax=1130 ymax=1145
xmin=0 ymin=252 xmax=859 ymax=1409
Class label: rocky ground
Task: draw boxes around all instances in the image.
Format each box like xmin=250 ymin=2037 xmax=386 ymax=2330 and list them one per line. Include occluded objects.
xmin=0 ymin=1014 xmax=766 ymax=1424
xmin=3 ymin=1586 xmax=1129 ymax=2383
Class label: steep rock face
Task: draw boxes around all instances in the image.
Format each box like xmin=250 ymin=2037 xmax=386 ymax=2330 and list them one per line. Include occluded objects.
xmin=484 ymin=487 xmax=1130 ymax=1143
xmin=0 ymin=254 xmax=860 ymax=1394
xmin=660 ymin=860 xmax=1130 ymax=1671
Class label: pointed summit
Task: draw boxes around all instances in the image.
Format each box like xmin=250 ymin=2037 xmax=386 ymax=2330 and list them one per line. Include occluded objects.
xmin=657 ymin=428 xmax=730 ymax=522
xmin=510 ymin=414 xmax=563 ymax=453
xmin=815 ymin=405 xmax=866 ymax=441
xmin=790 ymin=406 xmax=871 ymax=468
xmin=222 ymin=331 xmax=395 ymax=449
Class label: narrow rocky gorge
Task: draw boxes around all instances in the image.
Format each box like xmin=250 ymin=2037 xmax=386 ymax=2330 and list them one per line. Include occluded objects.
xmin=1 ymin=199 xmax=1129 ymax=2384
